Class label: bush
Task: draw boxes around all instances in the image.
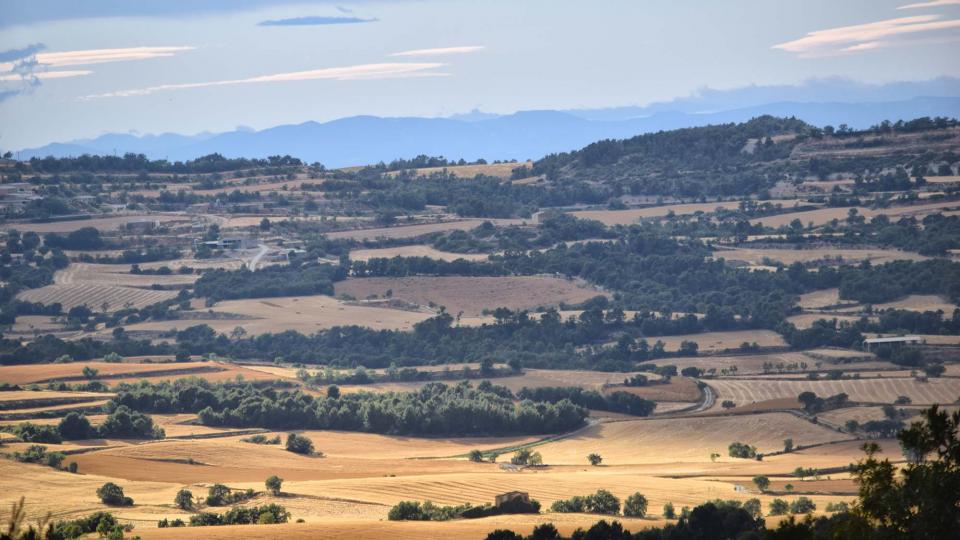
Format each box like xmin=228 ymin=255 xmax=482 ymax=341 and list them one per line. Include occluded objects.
xmin=588 ymin=453 xmax=603 ymax=466
xmin=97 ymin=482 xmax=133 ymax=506
xmin=623 ymin=492 xmax=648 ymax=517
xmin=206 ymin=484 xmax=231 ymax=506
xmin=13 ymin=423 xmax=62 ymax=444
xmin=285 ymin=433 xmax=315 ymax=455
xmin=662 ymin=502 xmax=676 ymax=519
xmin=241 ymin=434 xmax=281 ymax=444
xmin=752 ymin=475 xmax=770 ymax=492
xmin=468 ymin=449 xmax=485 ymax=462
xmin=11 ymin=445 xmax=65 ymax=470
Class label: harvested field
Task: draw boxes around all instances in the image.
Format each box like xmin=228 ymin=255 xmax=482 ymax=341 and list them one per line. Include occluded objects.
xmin=349 ymin=245 xmax=490 ymax=262
xmin=55 ymin=262 xmax=197 ymax=287
xmin=707 ymin=377 xmax=960 ymax=407
xmin=652 ymin=330 xmax=786 ymax=352
xmin=716 ymin=246 xmax=927 ymax=266
xmin=0 ymin=361 xmax=224 ymax=386
xmin=326 ymin=219 xmax=525 ymax=241
xmin=125 ymin=294 xmax=437 ymax=335
xmin=567 ymin=200 xmax=806 ymax=226
xmin=798 ymin=288 xmax=847 ymax=310
xmin=17 ymin=283 xmax=179 ymax=311
xmin=610 ymin=377 xmax=702 ymax=402
xmin=534 ymin=413 xmax=849 ymax=465
xmin=749 ymin=200 xmax=960 ymax=228
xmin=334 ymin=276 xmax=605 ymax=317
xmin=394 ymin=161 xmax=533 ymax=179
xmin=0 ymin=214 xmax=189 ymax=233
xmin=786 ymin=313 xmax=865 ymax=329
xmin=873 ymin=295 xmax=958 ymax=313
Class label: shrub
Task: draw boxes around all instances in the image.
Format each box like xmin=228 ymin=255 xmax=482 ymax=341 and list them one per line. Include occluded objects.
xmin=623 ymin=492 xmax=648 ymax=517
xmin=468 ymin=449 xmax=485 ymax=462
xmin=241 ymin=434 xmax=281 ymax=445
xmin=752 ymin=475 xmax=770 ymax=492
xmin=743 ymin=498 xmax=762 ymax=518
xmin=285 ymin=433 xmax=315 ymax=455
xmin=205 ymin=484 xmax=231 ymax=506
xmin=588 ymin=453 xmax=603 ymax=466
xmin=97 ymin=483 xmax=133 ymax=506
xmin=13 ymin=423 xmax=62 ymax=444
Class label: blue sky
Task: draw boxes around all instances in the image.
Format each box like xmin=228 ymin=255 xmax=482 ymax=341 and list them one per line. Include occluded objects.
xmin=2 ymin=0 xmax=959 ymax=149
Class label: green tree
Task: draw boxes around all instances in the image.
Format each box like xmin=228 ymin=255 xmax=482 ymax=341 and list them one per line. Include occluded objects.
xmin=743 ymin=498 xmax=761 ymax=518
xmin=57 ymin=412 xmax=92 ymax=440
xmin=768 ymin=498 xmax=789 ymax=516
xmin=265 ymin=475 xmax=283 ymax=496
xmin=285 ymin=433 xmax=315 ymax=455
xmin=587 ymin=453 xmax=603 ymax=466
xmin=82 ymin=366 xmax=99 ymax=380
xmin=852 ymin=405 xmax=960 ymax=538
xmin=752 ymin=475 xmax=770 ymax=492
xmin=585 ymin=489 xmax=620 ymax=515
xmin=623 ymin=492 xmax=648 ymax=517
xmin=96 ymin=482 xmax=131 ymax=506
xmin=789 ymin=496 xmax=816 ymax=514
xmin=468 ymin=449 xmax=484 ymax=462
xmin=206 ymin=484 xmax=230 ymax=506
xmin=662 ymin=501 xmax=676 ymax=519
xmin=174 ymin=489 xmax=193 ymax=510
xmin=783 ymin=438 xmax=794 ymax=452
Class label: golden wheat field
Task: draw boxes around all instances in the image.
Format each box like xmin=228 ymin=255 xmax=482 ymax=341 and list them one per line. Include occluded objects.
xmin=349 ymin=245 xmax=490 ymax=262
xmin=715 ymin=246 xmax=928 ymax=266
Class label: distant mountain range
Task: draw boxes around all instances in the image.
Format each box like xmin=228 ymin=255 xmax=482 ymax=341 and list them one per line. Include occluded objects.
xmin=18 ymin=78 xmax=960 ymax=168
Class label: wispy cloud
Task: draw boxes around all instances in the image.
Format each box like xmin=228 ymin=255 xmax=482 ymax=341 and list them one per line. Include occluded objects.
xmin=0 ymin=70 xmax=91 ymax=82
xmin=0 ymin=43 xmax=45 ymax=63
xmin=83 ymin=62 xmax=446 ymax=99
xmin=336 ymin=6 xmax=354 ymax=14
xmin=258 ymin=16 xmax=376 ymax=26
xmin=390 ymin=46 xmax=485 ymax=57
xmin=899 ymin=0 xmax=960 ymax=9
xmin=773 ymin=14 xmax=960 ymax=57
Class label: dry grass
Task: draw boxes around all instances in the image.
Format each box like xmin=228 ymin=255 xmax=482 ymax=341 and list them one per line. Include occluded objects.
xmin=394 ymin=161 xmax=532 ymax=180
xmin=349 ymin=245 xmax=490 ymax=262
xmin=334 ymin=276 xmax=605 ymax=317
xmin=797 ymin=289 xmax=847 ymax=310
xmin=0 ymin=361 xmax=223 ymax=385
xmin=17 ymin=283 xmax=179 ymax=312
xmin=873 ymin=295 xmax=958 ymax=313
xmin=707 ymin=377 xmax=960 ymax=407
xmin=786 ymin=313 xmax=865 ymax=329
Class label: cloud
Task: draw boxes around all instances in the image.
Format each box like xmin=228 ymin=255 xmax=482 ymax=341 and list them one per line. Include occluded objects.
xmin=390 ymin=46 xmax=485 ymax=57
xmin=83 ymin=62 xmax=446 ymax=99
xmin=0 ymin=43 xmax=46 ymax=63
xmin=773 ymin=14 xmax=960 ymax=57
xmin=258 ymin=16 xmax=376 ymax=26
xmin=899 ymin=0 xmax=960 ymax=9
xmin=0 ymin=69 xmax=91 ymax=82
xmin=336 ymin=6 xmax=354 ymax=14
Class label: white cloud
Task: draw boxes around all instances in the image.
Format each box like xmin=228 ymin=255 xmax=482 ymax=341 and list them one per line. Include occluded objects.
xmin=773 ymin=14 xmax=960 ymax=57
xmin=83 ymin=62 xmax=446 ymax=99
xmin=0 ymin=46 xmax=193 ymax=72
xmin=390 ymin=46 xmax=484 ymax=57
xmin=898 ymin=0 xmax=960 ymax=9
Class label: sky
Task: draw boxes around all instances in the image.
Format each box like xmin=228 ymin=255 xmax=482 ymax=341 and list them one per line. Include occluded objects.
xmin=1 ymin=0 xmax=959 ymax=150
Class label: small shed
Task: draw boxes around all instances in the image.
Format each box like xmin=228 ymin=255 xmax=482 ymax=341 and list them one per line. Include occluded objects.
xmin=495 ymin=491 xmax=530 ymax=506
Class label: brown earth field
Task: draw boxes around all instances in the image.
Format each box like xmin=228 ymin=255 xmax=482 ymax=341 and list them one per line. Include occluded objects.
xmin=705 ymin=376 xmax=960 ymax=408
xmin=715 ymin=246 xmax=928 ymax=266
xmin=749 ymin=200 xmax=960 ymax=228
xmin=567 ymin=200 xmax=807 ymax=226
xmin=334 ymin=276 xmax=606 ymax=317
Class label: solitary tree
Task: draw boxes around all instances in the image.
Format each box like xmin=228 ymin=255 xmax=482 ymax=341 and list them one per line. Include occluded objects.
xmin=468 ymin=449 xmax=484 ymax=462
xmin=783 ymin=438 xmax=794 ymax=452
xmin=768 ymin=498 xmax=789 ymax=516
xmin=265 ymin=475 xmax=283 ymax=496
xmin=623 ymin=492 xmax=648 ymax=517
xmin=785 ymin=483 xmax=794 ymax=492
xmin=285 ymin=433 xmax=315 ymax=455
xmin=721 ymin=400 xmax=736 ymax=410
xmin=752 ymin=475 xmax=771 ymax=492
xmin=662 ymin=502 xmax=676 ymax=519
xmin=174 ymin=489 xmax=193 ymax=510
xmin=587 ymin=453 xmax=603 ymax=466
xmin=97 ymin=482 xmax=132 ymax=506
xmin=82 ymin=366 xmax=99 ymax=380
